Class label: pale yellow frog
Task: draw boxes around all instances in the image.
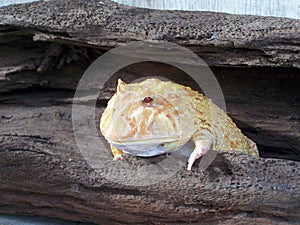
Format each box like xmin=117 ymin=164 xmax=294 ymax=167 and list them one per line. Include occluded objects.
xmin=100 ymin=78 xmax=258 ymax=170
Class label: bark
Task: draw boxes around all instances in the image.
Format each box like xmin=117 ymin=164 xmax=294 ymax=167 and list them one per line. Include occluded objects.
xmin=0 ymin=0 xmax=299 ymax=69
xmin=0 ymin=0 xmax=299 ymax=224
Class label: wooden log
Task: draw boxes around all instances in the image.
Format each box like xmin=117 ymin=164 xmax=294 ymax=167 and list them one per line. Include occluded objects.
xmin=0 ymin=0 xmax=299 ymax=224
xmin=0 ymin=94 xmax=299 ymax=224
xmin=0 ymin=0 xmax=299 ymax=69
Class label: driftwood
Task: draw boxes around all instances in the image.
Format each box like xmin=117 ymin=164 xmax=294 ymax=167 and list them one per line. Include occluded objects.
xmin=0 ymin=0 xmax=299 ymax=224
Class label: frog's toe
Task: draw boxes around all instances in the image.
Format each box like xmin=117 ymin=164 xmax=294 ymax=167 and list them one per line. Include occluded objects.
xmin=113 ymin=155 xmax=123 ymax=161
xmin=110 ymin=144 xmax=124 ymax=161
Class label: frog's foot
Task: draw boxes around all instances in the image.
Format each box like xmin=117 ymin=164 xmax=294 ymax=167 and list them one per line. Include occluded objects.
xmin=110 ymin=144 xmax=124 ymax=161
xmin=187 ymin=146 xmax=208 ymax=170
xmin=187 ymin=130 xmax=214 ymax=171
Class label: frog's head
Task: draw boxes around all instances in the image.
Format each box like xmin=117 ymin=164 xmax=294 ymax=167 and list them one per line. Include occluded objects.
xmin=100 ymin=78 xmax=185 ymax=154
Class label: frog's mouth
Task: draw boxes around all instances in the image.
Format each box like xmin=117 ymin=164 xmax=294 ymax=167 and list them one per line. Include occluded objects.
xmin=108 ymin=134 xmax=194 ymax=157
xmin=108 ymin=138 xmax=177 ymax=157
xmin=112 ymin=142 xmax=165 ymax=157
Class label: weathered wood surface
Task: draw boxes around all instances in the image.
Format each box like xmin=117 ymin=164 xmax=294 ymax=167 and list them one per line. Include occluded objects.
xmin=0 ymin=94 xmax=299 ymax=224
xmin=0 ymin=0 xmax=300 ymax=224
xmin=0 ymin=0 xmax=299 ymax=69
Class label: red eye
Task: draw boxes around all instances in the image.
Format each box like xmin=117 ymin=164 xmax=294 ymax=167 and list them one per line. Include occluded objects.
xmin=142 ymin=96 xmax=153 ymax=104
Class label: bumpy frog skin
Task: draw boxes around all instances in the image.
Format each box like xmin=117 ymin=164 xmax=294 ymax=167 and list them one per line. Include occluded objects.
xmin=100 ymin=78 xmax=258 ymax=170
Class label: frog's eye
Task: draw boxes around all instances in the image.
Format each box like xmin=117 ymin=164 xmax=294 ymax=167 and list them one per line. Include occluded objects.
xmin=142 ymin=96 xmax=153 ymax=104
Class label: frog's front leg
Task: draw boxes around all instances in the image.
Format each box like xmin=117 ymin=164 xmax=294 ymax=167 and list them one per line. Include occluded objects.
xmin=187 ymin=130 xmax=214 ymax=171
xmin=110 ymin=144 xmax=124 ymax=161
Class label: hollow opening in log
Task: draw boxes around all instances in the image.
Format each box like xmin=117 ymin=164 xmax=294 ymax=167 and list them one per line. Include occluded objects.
xmin=98 ymin=61 xmax=300 ymax=162
xmin=1 ymin=32 xmax=299 ymax=162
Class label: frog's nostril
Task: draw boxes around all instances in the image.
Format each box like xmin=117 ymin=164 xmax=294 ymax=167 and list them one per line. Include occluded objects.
xmin=142 ymin=96 xmax=153 ymax=104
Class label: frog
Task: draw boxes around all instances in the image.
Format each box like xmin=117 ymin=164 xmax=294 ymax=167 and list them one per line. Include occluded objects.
xmin=100 ymin=78 xmax=258 ymax=170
